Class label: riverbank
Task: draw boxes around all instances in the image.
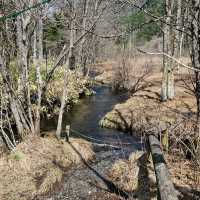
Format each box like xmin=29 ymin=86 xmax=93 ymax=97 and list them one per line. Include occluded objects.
xmin=0 ymin=64 xmax=99 ymax=199
xmin=100 ymin=72 xmax=195 ymax=135
xmin=98 ymin=58 xmax=200 ymax=198
xmin=0 ymin=135 xmax=94 ymax=200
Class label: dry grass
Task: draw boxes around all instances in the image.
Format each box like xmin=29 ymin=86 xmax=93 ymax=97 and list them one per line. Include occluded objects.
xmin=107 ymin=151 xmax=157 ymax=199
xmin=97 ymin=55 xmax=195 ymax=135
xmin=100 ymin=70 xmax=196 ymax=134
xmin=95 ymin=55 xmax=162 ymax=85
xmin=94 ymin=61 xmax=115 ymax=84
xmin=107 ymin=151 xmax=142 ymax=192
xmin=166 ymin=154 xmax=200 ymax=190
xmin=0 ymin=135 xmax=94 ymax=200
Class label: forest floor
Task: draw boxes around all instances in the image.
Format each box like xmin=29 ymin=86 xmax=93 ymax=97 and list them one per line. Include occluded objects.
xmin=97 ymin=55 xmax=200 ymax=199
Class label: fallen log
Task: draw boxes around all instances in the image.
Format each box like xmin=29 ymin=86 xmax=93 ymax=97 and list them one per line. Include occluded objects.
xmin=148 ymin=134 xmax=179 ymax=200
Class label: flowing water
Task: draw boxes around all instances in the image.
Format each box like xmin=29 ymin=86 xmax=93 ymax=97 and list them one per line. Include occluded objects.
xmin=45 ymin=85 xmax=142 ymax=200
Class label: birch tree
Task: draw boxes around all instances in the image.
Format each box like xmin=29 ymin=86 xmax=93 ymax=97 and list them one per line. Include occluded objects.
xmin=79 ymin=0 xmax=89 ymax=75
xmin=56 ymin=0 xmax=77 ymax=138
xmin=174 ymin=0 xmax=183 ymax=71
xmin=0 ymin=0 xmax=49 ymax=139
xmin=15 ymin=0 xmax=36 ymax=133
xmin=161 ymin=0 xmax=175 ymax=101
xmin=34 ymin=7 xmax=44 ymax=134
xmin=56 ymin=0 xmax=110 ymax=138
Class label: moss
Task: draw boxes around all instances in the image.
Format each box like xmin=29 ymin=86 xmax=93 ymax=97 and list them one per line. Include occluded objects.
xmin=10 ymin=151 xmax=25 ymax=161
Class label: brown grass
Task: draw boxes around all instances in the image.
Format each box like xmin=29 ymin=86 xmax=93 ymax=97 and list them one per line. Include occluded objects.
xmin=100 ymin=70 xmax=196 ymax=135
xmin=0 ymin=135 xmax=94 ymax=200
xmin=166 ymin=154 xmax=200 ymax=190
xmin=107 ymin=151 xmax=157 ymax=199
xmin=94 ymin=61 xmax=115 ymax=84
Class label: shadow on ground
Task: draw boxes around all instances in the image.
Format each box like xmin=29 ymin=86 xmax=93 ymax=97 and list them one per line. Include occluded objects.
xmin=68 ymin=141 xmax=158 ymax=200
xmin=69 ymin=142 xmax=129 ymax=199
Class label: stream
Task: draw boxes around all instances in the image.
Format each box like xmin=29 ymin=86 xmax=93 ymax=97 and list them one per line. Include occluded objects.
xmin=45 ymin=85 xmax=142 ymax=200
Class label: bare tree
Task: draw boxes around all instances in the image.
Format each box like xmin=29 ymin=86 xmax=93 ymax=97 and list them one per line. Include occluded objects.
xmin=187 ymin=1 xmax=200 ymax=135
xmin=34 ymin=7 xmax=44 ymax=134
xmin=162 ymin=0 xmax=175 ymax=101
xmin=56 ymin=0 xmax=110 ymax=138
xmin=0 ymin=0 xmax=48 ymax=140
xmin=79 ymin=0 xmax=89 ymax=74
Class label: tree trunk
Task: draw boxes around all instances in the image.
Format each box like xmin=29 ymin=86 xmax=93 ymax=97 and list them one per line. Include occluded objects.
xmin=33 ymin=30 xmax=37 ymax=66
xmin=162 ymin=0 xmax=175 ymax=101
xmin=79 ymin=0 xmax=89 ymax=75
xmin=167 ymin=68 xmax=175 ymax=99
xmin=16 ymin=16 xmax=27 ymax=100
xmin=16 ymin=11 xmax=36 ymax=133
xmin=56 ymin=70 xmax=69 ymax=139
xmin=56 ymin=13 xmax=76 ymax=139
xmin=69 ymin=1 xmax=76 ymax=70
xmin=174 ymin=0 xmax=183 ymax=72
xmin=0 ymin=56 xmax=30 ymax=138
xmin=188 ymin=1 xmax=200 ymax=163
xmin=161 ymin=54 xmax=168 ymax=101
xmin=35 ymin=15 xmax=43 ymax=134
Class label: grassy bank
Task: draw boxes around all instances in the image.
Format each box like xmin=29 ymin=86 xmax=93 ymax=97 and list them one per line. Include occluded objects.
xmin=0 ymin=135 xmax=94 ymax=200
xmin=100 ymin=72 xmax=195 ymax=134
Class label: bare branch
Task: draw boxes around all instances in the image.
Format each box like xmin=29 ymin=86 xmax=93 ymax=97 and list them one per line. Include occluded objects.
xmin=136 ymin=48 xmax=200 ymax=72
